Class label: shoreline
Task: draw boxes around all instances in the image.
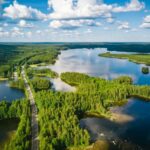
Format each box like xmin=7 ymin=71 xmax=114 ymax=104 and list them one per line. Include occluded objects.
xmin=0 ymin=77 xmax=8 ymax=81
xmin=99 ymin=52 xmax=150 ymax=66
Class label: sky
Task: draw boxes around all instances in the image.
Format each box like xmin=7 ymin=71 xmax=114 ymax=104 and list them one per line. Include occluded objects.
xmin=0 ymin=0 xmax=150 ymax=42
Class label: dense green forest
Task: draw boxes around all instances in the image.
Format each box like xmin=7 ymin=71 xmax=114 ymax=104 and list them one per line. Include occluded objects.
xmin=9 ymin=79 xmax=25 ymax=90
xmin=34 ymin=72 xmax=150 ymax=150
xmin=0 ymin=99 xmax=31 ymax=150
xmin=26 ymin=68 xmax=58 ymax=79
xmin=64 ymin=43 xmax=150 ymax=53
xmin=142 ymin=67 xmax=149 ymax=74
xmin=31 ymin=77 xmax=51 ymax=92
xmin=99 ymin=52 xmax=150 ymax=66
xmin=1 ymin=44 xmax=150 ymax=150
xmin=0 ymin=44 xmax=61 ymax=78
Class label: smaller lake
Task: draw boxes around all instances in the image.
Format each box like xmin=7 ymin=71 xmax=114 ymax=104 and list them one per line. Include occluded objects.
xmin=0 ymin=119 xmax=19 ymax=149
xmin=0 ymin=81 xmax=25 ymax=101
xmin=80 ymin=98 xmax=150 ymax=150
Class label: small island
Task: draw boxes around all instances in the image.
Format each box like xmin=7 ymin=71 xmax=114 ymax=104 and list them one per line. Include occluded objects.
xmin=142 ymin=67 xmax=149 ymax=74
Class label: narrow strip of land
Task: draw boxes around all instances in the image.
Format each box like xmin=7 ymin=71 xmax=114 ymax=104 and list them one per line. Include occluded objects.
xmin=99 ymin=52 xmax=150 ymax=65
xmin=21 ymin=66 xmax=38 ymax=150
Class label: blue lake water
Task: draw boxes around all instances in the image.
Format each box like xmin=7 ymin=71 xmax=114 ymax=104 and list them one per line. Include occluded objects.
xmin=50 ymin=48 xmax=150 ymax=86
xmin=49 ymin=48 xmax=150 ymax=150
xmin=0 ymin=81 xmax=25 ymax=101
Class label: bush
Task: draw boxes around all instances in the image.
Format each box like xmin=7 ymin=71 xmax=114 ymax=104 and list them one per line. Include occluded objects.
xmin=141 ymin=67 xmax=149 ymax=74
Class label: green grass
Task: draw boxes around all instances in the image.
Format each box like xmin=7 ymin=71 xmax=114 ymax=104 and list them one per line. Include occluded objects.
xmin=99 ymin=52 xmax=150 ymax=65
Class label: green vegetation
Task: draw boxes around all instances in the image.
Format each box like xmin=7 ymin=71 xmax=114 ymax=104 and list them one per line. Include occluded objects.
xmin=99 ymin=52 xmax=150 ymax=65
xmin=33 ymin=72 xmax=150 ymax=149
xmin=0 ymin=100 xmax=31 ymax=150
xmin=142 ymin=67 xmax=149 ymax=74
xmin=27 ymin=68 xmax=58 ymax=79
xmin=1 ymin=44 xmax=150 ymax=150
xmin=0 ymin=44 xmax=61 ymax=78
xmin=31 ymin=77 xmax=51 ymax=92
xmin=27 ymin=50 xmax=60 ymax=65
xmin=9 ymin=79 xmax=25 ymax=91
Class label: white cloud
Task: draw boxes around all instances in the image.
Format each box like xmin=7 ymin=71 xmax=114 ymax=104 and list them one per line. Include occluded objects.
xmin=118 ymin=22 xmax=130 ymax=30
xmin=11 ymin=27 xmax=24 ymax=37
xmin=0 ymin=27 xmax=3 ymax=32
xmin=140 ymin=23 xmax=150 ymax=29
xmin=12 ymin=27 xmax=20 ymax=32
xmin=3 ymin=23 xmax=8 ymax=27
xmin=48 ymin=0 xmax=112 ymax=20
xmin=0 ymin=31 xmax=10 ymax=38
xmin=113 ymin=0 xmax=144 ymax=12
xmin=26 ymin=31 xmax=32 ymax=37
xmin=140 ymin=15 xmax=150 ymax=29
xmin=49 ymin=19 xmax=101 ymax=29
xmin=106 ymin=17 xmax=114 ymax=23
xmin=3 ymin=0 xmax=46 ymax=20
xmin=85 ymin=29 xmax=92 ymax=33
xmin=36 ymin=30 xmax=42 ymax=34
xmin=18 ymin=20 xmax=34 ymax=28
xmin=144 ymin=15 xmax=150 ymax=23
xmin=48 ymin=0 xmax=144 ymax=20
xmin=131 ymin=28 xmax=138 ymax=31
xmin=104 ymin=27 xmax=110 ymax=30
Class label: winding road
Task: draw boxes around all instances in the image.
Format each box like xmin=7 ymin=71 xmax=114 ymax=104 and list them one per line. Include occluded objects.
xmin=22 ymin=66 xmax=39 ymax=150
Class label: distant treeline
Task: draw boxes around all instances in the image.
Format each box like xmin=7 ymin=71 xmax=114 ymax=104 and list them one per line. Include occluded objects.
xmin=0 ymin=44 xmax=61 ymax=78
xmin=64 ymin=43 xmax=150 ymax=53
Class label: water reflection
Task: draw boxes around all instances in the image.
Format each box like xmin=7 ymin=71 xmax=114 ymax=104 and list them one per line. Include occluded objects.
xmin=80 ymin=98 xmax=150 ymax=150
xmin=0 ymin=81 xmax=25 ymax=101
xmin=49 ymin=48 xmax=150 ymax=85
xmin=48 ymin=48 xmax=150 ymax=149
xmin=50 ymin=78 xmax=76 ymax=92
xmin=0 ymin=119 xmax=19 ymax=149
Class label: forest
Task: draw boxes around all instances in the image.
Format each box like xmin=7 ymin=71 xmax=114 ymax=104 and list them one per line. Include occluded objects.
xmin=26 ymin=68 xmax=58 ymax=79
xmin=0 ymin=99 xmax=31 ymax=150
xmin=31 ymin=77 xmax=51 ymax=92
xmin=0 ymin=44 xmax=61 ymax=78
xmin=9 ymin=79 xmax=25 ymax=91
xmin=34 ymin=72 xmax=150 ymax=150
xmin=64 ymin=43 xmax=150 ymax=53
xmin=99 ymin=52 xmax=150 ymax=66
xmin=1 ymin=44 xmax=150 ymax=150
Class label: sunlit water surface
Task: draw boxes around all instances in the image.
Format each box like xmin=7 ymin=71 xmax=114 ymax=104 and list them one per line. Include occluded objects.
xmin=43 ymin=48 xmax=150 ymax=149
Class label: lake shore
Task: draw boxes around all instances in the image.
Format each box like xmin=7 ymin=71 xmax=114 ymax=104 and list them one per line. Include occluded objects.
xmin=0 ymin=77 xmax=8 ymax=81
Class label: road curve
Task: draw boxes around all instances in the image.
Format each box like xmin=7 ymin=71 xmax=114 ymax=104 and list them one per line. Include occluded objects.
xmin=22 ymin=66 xmax=39 ymax=150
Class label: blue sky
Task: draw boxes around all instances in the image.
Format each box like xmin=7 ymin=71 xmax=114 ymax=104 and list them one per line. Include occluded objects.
xmin=0 ymin=0 xmax=150 ymax=42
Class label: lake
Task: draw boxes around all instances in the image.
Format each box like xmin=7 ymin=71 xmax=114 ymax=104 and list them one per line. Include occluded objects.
xmin=49 ymin=48 xmax=150 ymax=86
xmin=48 ymin=48 xmax=150 ymax=149
xmin=0 ymin=119 xmax=19 ymax=149
xmin=0 ymin=81 xmax=25 ymax=101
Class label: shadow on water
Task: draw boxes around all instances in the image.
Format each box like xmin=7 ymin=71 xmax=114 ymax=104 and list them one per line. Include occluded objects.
xmin=80 ymin=98 xmax=150 ymax=150
xmin=0 ymin=119 xmax=19 ymax=149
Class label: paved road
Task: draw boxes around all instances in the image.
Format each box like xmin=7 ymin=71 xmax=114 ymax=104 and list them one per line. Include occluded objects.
xmin=22 ymin=67 xmax=39 ymax=150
